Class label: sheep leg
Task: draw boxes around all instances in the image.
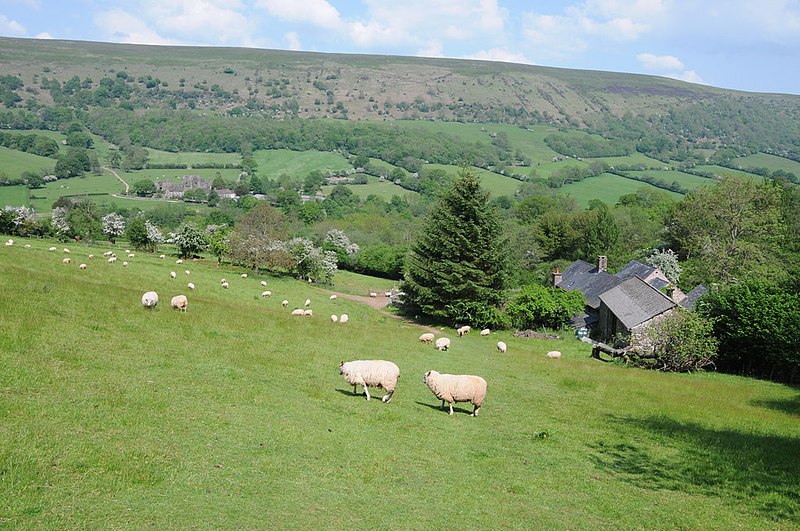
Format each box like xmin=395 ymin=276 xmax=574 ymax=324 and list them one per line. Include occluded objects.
xmin=448 ymin=402 xmax=454 ymax=416
xmin=353 ymin=384 xmax=357 ymax=396
xmin=381 ymin=391 xmax=394 ymax=403
xmin=472 ymin=405 xmax=481 ymax=417
xmin=363 ymin=386 xmax=371 ymax=401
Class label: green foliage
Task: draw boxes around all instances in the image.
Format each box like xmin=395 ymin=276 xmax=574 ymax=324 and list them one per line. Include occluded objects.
xmin=645 ymin=248 xmax=681 ymax=285
xmin=402 ymin=170 xmax=510 ymax=325
xmin=506 ymin=284 xmax=585 ymax=330
xmin=635 ymin=308 xmax=718 ymax=373
xmin=132 ymin=178 xmax=156 ymax=197
xmin=54 ymin=148 xmax=90 ymax=178
xmin=699 ymin=278 xmax=800 ymax=382
xmin=172 ymin=221 xmax=207 ymax=258
xmin=228 ymin=203 xmax=291 ymax=271
xmin=125 ymin=216 xmax=154 ymax=251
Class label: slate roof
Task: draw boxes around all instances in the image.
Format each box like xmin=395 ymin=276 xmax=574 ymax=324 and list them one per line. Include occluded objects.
xmin=599 ymin=277 xmax=677 ymax=330
xmin=557 ymin=260 xmax=622 ymax=309
xmin=679 ymin=284 xmax=708 ymax=310
xmin=616 ymin=260 xmax=658 ymax=281
xmin=648 ymin=277 xmax=671 ymax=291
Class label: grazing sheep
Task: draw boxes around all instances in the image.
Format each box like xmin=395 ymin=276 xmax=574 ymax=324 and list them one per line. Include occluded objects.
xmin=304 ymin=298 xmax=311 ymax=307
xmin=63 ymin=248 xmax=70 ymax=254
xmin=329 ymin=294 xmax=337 ymax=300
xmin=261 ymin=290 xmax=272 ymax=298
xmin=419 ymin=333 xmax=435 ymax=344
xmin=291 ymin=308 xmax=305 ymax=316
xmin=62 ymin=258 xmax=71 ymax=264
xmin=546 ymin=350 xmax=562 ymax=359
xmin=5 ymin=239 xmax=13 ymax=246
xmin=170 ymin=271 xmax=177 ymax=279
xmin=24 ymin=244 xmax=31 ymax=248
xmin=435 ymin=337 xmax=451 ymax=351
xmin=176 ymin=259 xmax=183 ymax=264
xmin=49 ymin=247 xmax=57 ymax=251
xmin=339 ymin=314 xmax=349 ymax=324
xmin=187 ymin=282 xmax=195 ymax=290
xmin=88 ymin=254 xmax=94 ymax=259
xmin=128 ymin=253 xmax=135 ymax=258
xmin=339 ymin=360 xmax=400 ymax=402
xmin=141 ymin=291 xmax=159 ymax=309
xmin=170 ymin=295 xmax=188 ymax=312
xmin=241 ymin=273 xmax=248 ymax=278
xmin=480 ymin=329 xmax=490 ymax=336
xmin=496 ymin=341 xmax=507 ymax=353
xmin=221 ymin=282 xmax=229 ymax=289
xmin=184 ymin=270 xmax=191 ymax=275
xmin=423 ymin=370 xmax=487 ymax=416
xmin=457 ymin=325 xmax=471 ymax=337
xmin=108 ymin=257 xmax=117 ymax=263
xmin=125 ymin=249 xmax=131 ymax=253
xmin=282 ymin=299 xmax=289 ymax=308
xmin=122 ymin=261 xmax=129 ymax=267
xmin=159 ymin=254 xmax=166 ymax=259
xmin=220 ymin=278 xmax=227 ymax=284
xmin=79 ymin=263 xmax=87 ymax=270
xmin=384 ymin=291 xmax=392 ymax=297
xmin=369 ymin=292 xmax=377 ymax=298
xmin=331 ymin=314 xmax=338 ymax=322
xmin=103 ymin=251 xmax=113 ymax=256
xmin=304 ymin=309 xmax=313 ymax=317
xmin=260 ymin=281 xmax=267 ymax=287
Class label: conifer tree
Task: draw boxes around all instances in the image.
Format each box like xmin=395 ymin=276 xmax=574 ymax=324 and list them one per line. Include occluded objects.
xmin=402 ymin=170 xmax=510 ymax=326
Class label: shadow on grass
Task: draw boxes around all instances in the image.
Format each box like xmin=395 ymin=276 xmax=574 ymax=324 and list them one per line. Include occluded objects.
xmin=590 ymin=415 xmax=800 ymax=522
xmin=751 ymin=394 xmax=800 ymax=417
xmin=414 ymin=400 xmax=473 ymax=415
xmin=335 ymin=388 xmax=364 ymax=398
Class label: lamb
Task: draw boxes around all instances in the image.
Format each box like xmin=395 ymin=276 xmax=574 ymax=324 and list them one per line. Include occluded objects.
xmin=384 ymin=291 xmax=392 ymax=297
xmin=480 ymin=329 xmax=490 ymax=336
xmin=79 ymin=263 xmax=87 ymax=270
xmin=187 ymin=282 xmax=195 ymax=290
xmin=419 ymin=333 xmax=435 ymax=344
xmin=141 ymin=291 xmax=159 ymax=309
xmin=170 ymin=295 xmax=188 ymax=312
xmin=331 ymin=314 xmax=338 ymax=322
xmin=220 ymin=278 xmax=227 ymax=284
xmin=457 ymin=325 xmax=471 ymax=337
xmin=261 ymin=290 xmax=272 ymax=298
xmin=62 ymin=258 xmax=71 ymax=264
xmin=329 ymin=294 xmax=337 ymax=300
xmin=103 ymin=251 xmax=113 ymax=256
xmin=170 ymin=271 xmax=177 ymax=279
xmin=304 ymin=309 xmax=313 ymax=316
xmin=339 ymin=360 xmax=400 ymax=403
xmin=260 ymin=281 xmax=267 ymax=287
xmin=291 ymin=308 xmax=305 ymax=316
xmin=125 ymin=249 xmax=131 ymax=253
xmin=423 ymin=370 xmax=487 ymax=416
xmin=282 ymin=300 xmax=289 ymax=308
xmin=24 ymin=244 xmax=31 ymax=248
xmin=339 ymin=313 xmax=349 ymax=324
xmin=546 ymin=350 xmax=562 ymax=359
xmin=435 ymin=337 xmax=451 ymax=351
xmin=496 ymin=341 xmax=507 ymax=353
xmin=304 ymin=298 xmax=311 ymax=307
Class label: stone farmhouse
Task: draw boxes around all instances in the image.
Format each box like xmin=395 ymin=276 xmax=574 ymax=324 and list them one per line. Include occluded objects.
xmin=554 ymin=256 xmax=707 ymax=342
xmin=155 ymin=175 xmax=211 ymax=199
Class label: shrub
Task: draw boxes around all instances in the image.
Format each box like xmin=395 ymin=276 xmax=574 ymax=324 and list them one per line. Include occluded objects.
xmin=506 ymin=284 xmax=585 ymax=330
xmin=635 ymin=308 xmax=718 ymax=372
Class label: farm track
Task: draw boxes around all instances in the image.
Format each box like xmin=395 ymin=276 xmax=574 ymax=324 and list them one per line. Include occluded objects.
xmin=103 ymin=166 xmax=129 ymax=194
xmin=318 ymin=289 xmax=441 ymax=334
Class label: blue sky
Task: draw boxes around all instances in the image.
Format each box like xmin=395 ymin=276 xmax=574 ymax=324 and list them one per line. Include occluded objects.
xmin=2 ymin=0 xmax=799 ymax=95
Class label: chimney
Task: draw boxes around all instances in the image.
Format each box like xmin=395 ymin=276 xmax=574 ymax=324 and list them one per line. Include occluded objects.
xmin=552 ymin=267 xmax=562 ymax=287
xmin=597 ymin=255 xmax=607 ymax=273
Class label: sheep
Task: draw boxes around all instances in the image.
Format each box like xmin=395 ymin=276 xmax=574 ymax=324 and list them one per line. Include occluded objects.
xmin=79 ymin=263 xmax=87 ymax=270
xmin=24 ymin=244 xmax=31 ymax=248
xmin=329 ymin=294 xmax=337 ymax=300
xmin=331 ymin=314 xmax=338 ymax=322
xmin=222 ymin=282 xmax=229 ymax=289
xmin=419 ymin=333 xmax=435 ymax=344
xmin=423 ymin=370 xmax=487 ymax=416
xmin=435 ymin=337 xmax=451 ymax=351
xmin=107 ymin=257 xmax=117 ymax=263
xmin=304 ymin=309 xmax=313 ymax=317
xmin=282 ymin=299 xmax=289 ymax=308
xmin=291 ymin=308 xmax=305 ymax=316
xmin=128 ymin=253 xmax=135 ymax=258
xmin=260 ymin=281 xmax=267 ymax=287
xmin=63 ymin=248 xmax=70 ymax=254
xmin=187 ymin=282 xmax=195 ymax=290
xmin=170 ymin=295 xmax=188 ymax=312
xmin=369 ymin=292 xmax=377 ymax=298
xmin=457 ymin=325 xmax=471 ymax=337
xmin=384 ymin=291 xmax=392 ymax=297
xmin=88 ymin=254 xmax=94 ymax=259
xmin=125 ymin=249 xmax=131 ymax=253
xmin=339 ymin=360 xmax=400 ymax=403
xmin=546 ymin=350 xmax=562 ymax=359
xmin=261 ymin=290 xmax=272 ymax=298
xmin=159 ymin=254 xmax=166 ymax=259
xmin=170 ymin=271 xmax=176 ymax=279
xmin=304 ymin=298 xmax=311 ymax=307
xmin=220 ymin=278 xmax=227 ymax=284
xmin=184 ymin=270 xmax=191 ymax=275
xmin=339 ymin=314 xmax=349 ymax=324
xmin=103 ymin=251 xmax=113 ymax=256
xmin=176 ymin=259 xmax=183 ymax=264
xmin=122 ymin=261 xmax=129 ymax=267
xmin=5 ymin=239 xmax=12 ymax=246
xmin=241 ymin=273 xmax=248 ymax=278
xmin=62 ymin=258 xmax=71 ymax=264
xmin=496 ymin=341 xmax=507 ymax=353
xmin=141 ymin=291 xmax=158 ymax=309
xmin=49 ymin=246 xmax=57 ymax=251
xmin=480 ymin=328 xmax=490 ymax=336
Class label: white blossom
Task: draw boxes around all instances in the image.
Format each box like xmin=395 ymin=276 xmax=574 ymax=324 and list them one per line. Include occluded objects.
xmin=145 ymin=220 xmax=164 ymax=244
xmin=101 ymin=212 xmax=126 ymax=239
xmin=51 ymin=207 xmax=70 ymax=235
xmin=324 ymin=229 xmax=359 ymax=255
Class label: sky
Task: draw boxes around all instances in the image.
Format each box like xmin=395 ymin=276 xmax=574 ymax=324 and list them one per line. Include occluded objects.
xmin=2 ymin=0 xmax=799 ymax=95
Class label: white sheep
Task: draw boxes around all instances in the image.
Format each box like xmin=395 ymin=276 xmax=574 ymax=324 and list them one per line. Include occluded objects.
xmin=331 ymin=314 xmax=338 ymax=322
xmin=170 ymin=295 xmax=188 ymax=312
xmin=176 ymin=259 xmax=183 ymax=264
xmin=260 ymin=281 xmax=267 ymax=287
xmin=369 ymin=292 xmax=377 ymax=298
xmin=79 ymin=263 xmax=87 ymax=269
xmin=329 ymin=294 xmax=337 ymax=300
xmin=141 ymin=291 xmax=159 ymax=309
xmin=108 ymin=257 xmax=117 ymax=263
xmin=496 ymin=341 xmax=507 ymax=353
xmin=384 ymin=291 xmax=392 ymax=297
xmin=62 ymin=258 xmax=71 ymax=264
xmin=457 ymin=325 xmax=471 ymax=337
xmin=63 ymin=248 xmax=70 ymax=254
xmin=125 ymin=249 xmax=131 ymax=253
xmin=546 ymin=350 xmax=562 ymax=359
xmin=49 ymin=246 xmax=57 ymax=251
xmin=5 ymin=239 xmax=13 ymax=246
xmin=122 ymin=261 xmax=128 ymax=267
xmin=187 ymin=282 xmax=195 ymax=290
xmin=184 ymin=270 xmax=191 ymax=275
xmin=241 ymin=273 xmax=248 ymax=278
xmin=339 ymin=313 xmax=349 ymax=324
xmin=103 ymin=251 xmax=113 ymax=256
xmin=304 ymin=309 xmax=313 ymax=316
xmin=128 ymin=253 xmax=135 ymax=258
xmin=419 ymin=333 xmax=435 ymax=344
xmin=261 ymin=290 xmax=272 ymax=298
xmin=220 ymin=278 xmax=227 ymax=284
xmin=435 ymin=337 xmax=451 ymax=351
xmin=282 ymin=299 xmax=289 ymax=308
xmin=222 ymin=282 xmax=229 ymax=289
xmin=170 ymin=271 xmax=177 ymax=279
xmin=291 ymin=308 xmax=305 ymax=316
xmin=24 ymin=244 xmax=31 ymax=248
xmin=88 ymin=254 xmax=94 ymax=259
xmin=423 ymin=370 xmax=487 ymax=416
xmin=339 ymin=360 xmax=400 ymax=402
xmin=304 ymin=298 xmax=311 ymax=307
xmin=159 ymin=254 xmax=166 ymax=259
xmin=480 ymin=328 xmax=490 ymax=336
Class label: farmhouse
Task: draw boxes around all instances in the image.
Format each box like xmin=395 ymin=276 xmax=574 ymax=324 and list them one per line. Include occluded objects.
xmin=555 ymin=255 xmax=705 ymax=342
xmin=155 ymin=175 xmax=211 ymax=199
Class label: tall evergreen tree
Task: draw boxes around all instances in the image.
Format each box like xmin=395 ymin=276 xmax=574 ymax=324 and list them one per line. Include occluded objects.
xmin=402 ymin=170 xmax=510 ymax=327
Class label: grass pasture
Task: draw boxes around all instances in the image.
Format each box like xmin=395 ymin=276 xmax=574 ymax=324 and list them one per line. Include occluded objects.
xmin=626 ymin=169 xmax=713 ymax=191
xmin=423 ymin=164 xmax=523 ymax=197
xmin=28 ymin=171 xmax=125 ymax=212
xmin=561 ymin=172 xmax=683 ymax=206
xmin=0 ymin=146 xmax=56 ymax=177
xmin=733 ymin=153 xmax=800 ymax=176
xmin=321 ymin=174 xmax=416 ymax=200
xmin=1 ymin=240 xmax=798 ymax=529
xmin=253 ymin=149 xmax=353 ymax=178
xmin=145 ymin=149 xmax=242 ymax=168
xmin=0 ymin=185 xmax=30 ymax=207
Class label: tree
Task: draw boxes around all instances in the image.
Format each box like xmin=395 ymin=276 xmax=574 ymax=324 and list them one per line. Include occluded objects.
xmin=506 ymin=284 xmax=585 ymax=330
xmin=54 ymin=148 xmax=90 ymax=178
xmin=206 ymin=225 xmax=232 ymax=266
xmin=50 ymin=206 xmax=70 ymax=240
xmin=172 ymin=221 xmax=206 ymax=258
xmin=228 ymin=203 xmax=292 ymax=271
xmin=645 ymin=248 xmax=681 ymax=285
xmin=402 ymin=169 xmax=510 ymax=326
xmin=132 ymin=178 xmax=156 ymax=197
xmin=102 ymin=212 xmax=126 ymax=243
xmin=126 ymin=216 xmax=160 ymax=252
xmin=286 ymin=237 xmax=338 ymax=283
xmin=634 ymin=308 xmax=718 ymax=373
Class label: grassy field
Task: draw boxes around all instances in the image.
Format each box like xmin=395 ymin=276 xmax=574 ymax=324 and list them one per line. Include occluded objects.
xmin=145 ymin=149 xmax=242 ymax=167
xmin=561 ymin=173 xmax=683 ymax=206
xmin=253 ymin=149 xmax=353 ymax=178
xmin=321 ymin=174 xmax=417 ymax=200
xmin=117 ymin=168 xmax=241 ymax=184
xmin=693 ymin=165 xmax=763 ymax=180
xmin=423 ymin=164 xmax=523 ymax=197
xmin=28 ymin=171 xmax=126 ymax=212
xmin=1 ymin=239 xmax=798 ymax=529
xmin=626 ymin=169 xmax=714 ymax=191
xmin=733 ymin=153 xmax=800 ymax=175
xmin=0 ymin=185 xmax=30 ymax=207
xmin=0 ymin=146 xmax=57 ymax=177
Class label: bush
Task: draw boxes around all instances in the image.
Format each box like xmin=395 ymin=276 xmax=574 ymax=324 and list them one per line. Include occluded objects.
xmin=635 ymin=308 xmax=718 ymax=372
xmin=506 ymin=284 xmax=585 ymax=330
xmin=444 ymin=301 xmax=511 ymax=330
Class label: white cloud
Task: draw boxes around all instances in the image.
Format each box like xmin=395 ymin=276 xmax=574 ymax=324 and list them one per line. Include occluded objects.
xmin=285 ymin=31 xmax=301 ymax=51
xmin=0 ymin=15 xmax=26 ymax=37
xmin=146 ymin=0 xmax=254 ymax=45
xmin=637 ymin=53 xmax=684 ymax=71
xmin=34 ymin=32 xmax=54 ymax=39
xmin=465 ymin=48 xmax=531 ymax=65
xmin=522 ymin=13 xmax=588 ymax=59
xmin=417 ymin=41 xmax=444 ymax=58
xmin=94 ymin=9 xmax=175 ymax=45
xmin=256 ymin=0 xmax=342 ymax=28
xmin=347 ymin=20 xmax=411 ymax=47
xmin=668 ymin=70 xmax=706 ymax=85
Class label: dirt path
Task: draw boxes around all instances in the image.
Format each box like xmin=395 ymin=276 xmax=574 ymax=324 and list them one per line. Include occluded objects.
xmin=318 ymin=289 xmax=441 ymax=334
xmin=103 ymin=166 xmax=129 ymax=194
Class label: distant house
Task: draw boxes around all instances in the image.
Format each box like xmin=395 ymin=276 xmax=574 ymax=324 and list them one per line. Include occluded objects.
xmin=215 ymin=188 xmax=237 ymax=200
xmin=555 ymin=255 xmax=705 ymax=342
xmin=155 ymin=175 xmax=211 ymax=199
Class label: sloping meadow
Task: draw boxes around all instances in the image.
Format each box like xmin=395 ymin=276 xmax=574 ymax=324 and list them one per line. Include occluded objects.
xmin=1 ymin=240 xmax=798 ymax=529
